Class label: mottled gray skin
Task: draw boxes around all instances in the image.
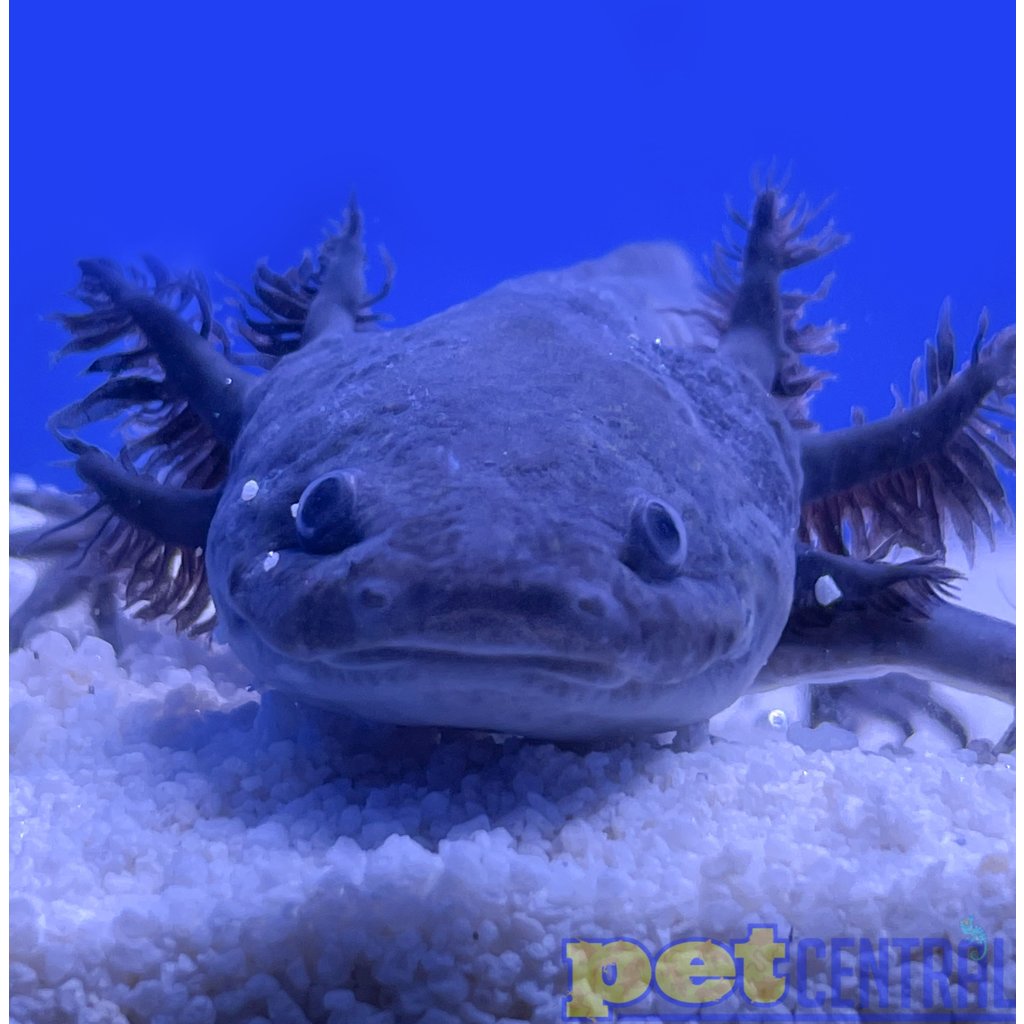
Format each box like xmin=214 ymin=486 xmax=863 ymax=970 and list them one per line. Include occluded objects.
xmin=206 ymin=246 xmax=801 ymax=739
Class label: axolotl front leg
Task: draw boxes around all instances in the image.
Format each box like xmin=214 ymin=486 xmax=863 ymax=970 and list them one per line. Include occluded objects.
xmin=759 ymin=546 xmax=1015 ymax=702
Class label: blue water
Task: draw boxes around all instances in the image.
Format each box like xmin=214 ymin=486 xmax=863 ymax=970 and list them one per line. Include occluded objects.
xmin=11 ymin=3 xmax=1014 ymax=488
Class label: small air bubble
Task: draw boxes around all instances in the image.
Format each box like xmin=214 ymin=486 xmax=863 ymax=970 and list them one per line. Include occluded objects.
xmin=653 ymin=337 xmax=662 ymax=346
xmin=768 ymin=708 xmax=788 ymax=730
xmin=814 ymin=574 xmax=843 ymax=606
xmin=241 ymin=480 xmax=259 ymax=502
xmin=262 ymin=551 xmax=279 ymax=571
xmin=225 ymin=376 xmax=233 ymax=385
xmin=290 ymin=503 xmax=299 ymax=518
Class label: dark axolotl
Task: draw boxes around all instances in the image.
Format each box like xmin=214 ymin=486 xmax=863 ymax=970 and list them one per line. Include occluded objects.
xmin=16 ymin=188 xmax=1015 ymax=743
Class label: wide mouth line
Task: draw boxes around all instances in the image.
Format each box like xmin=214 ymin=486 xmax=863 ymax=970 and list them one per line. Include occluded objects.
xmin=327 ymin=645 xmax=609 ymax=676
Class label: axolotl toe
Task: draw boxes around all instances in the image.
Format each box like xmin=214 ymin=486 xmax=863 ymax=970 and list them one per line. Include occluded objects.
xmin=31 ymin=189 xmax=1016 ymax=741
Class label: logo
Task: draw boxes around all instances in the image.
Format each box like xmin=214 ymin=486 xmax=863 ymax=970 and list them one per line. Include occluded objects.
xmin=562 ymin=925 xmax=1014 ymax=1021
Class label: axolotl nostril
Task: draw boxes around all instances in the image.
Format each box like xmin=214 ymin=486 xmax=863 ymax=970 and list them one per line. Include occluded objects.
xmin=24 ymin=188 xmax=1016 ymax=742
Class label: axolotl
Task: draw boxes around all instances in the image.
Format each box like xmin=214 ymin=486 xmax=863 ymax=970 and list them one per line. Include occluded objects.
xmin=24 ymin=187 xmax=1015 ymax=742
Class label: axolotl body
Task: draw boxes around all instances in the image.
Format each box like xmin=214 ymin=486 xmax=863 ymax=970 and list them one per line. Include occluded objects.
xmin=27 ymin=189 xmax=1016 ymax=742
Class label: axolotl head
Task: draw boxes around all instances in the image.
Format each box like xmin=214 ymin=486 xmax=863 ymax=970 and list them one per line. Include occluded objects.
xmin=205 ymin=252 xmax=801 ymax=740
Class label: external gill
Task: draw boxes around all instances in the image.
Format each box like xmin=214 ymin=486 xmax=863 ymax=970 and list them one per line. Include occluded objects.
xmin=10 ymin=486 xmax=121 ymax=650
xmin=38 ymin=258 xmax=243 ymax=634
xmin=705 ymin=188 xmax=847 ymax=426
xmin=57 ymin=258 xmax=251 ymax=445
xmin=800 ymin=305 xmax=1015 ymax=560
xmin=234 ymin=195 xmax=393 ymax=363
xmin=32 ymin=200 xmax=395 ymax=639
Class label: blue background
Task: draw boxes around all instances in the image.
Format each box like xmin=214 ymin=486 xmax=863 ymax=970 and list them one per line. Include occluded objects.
xmin=11 ymin=2 xmax=1015 ymax=487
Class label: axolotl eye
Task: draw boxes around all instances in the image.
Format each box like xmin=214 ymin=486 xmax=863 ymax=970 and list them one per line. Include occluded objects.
xmin=295 ymin=471 xmax=362 ymax=554
xmin=621 ymin=496 xmax=688 ymax=581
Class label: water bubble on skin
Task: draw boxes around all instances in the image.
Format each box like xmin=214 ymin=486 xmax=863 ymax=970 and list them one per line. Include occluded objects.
xmin=768 ymin=708 xmax=788 ymax=730
xmin=241 ymin=480 xmax=259 ymax=502
xmin=262 ymin=551 xmax=279 ymax=571
xmin=814 ymin=573 xmax=843 ymax=606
